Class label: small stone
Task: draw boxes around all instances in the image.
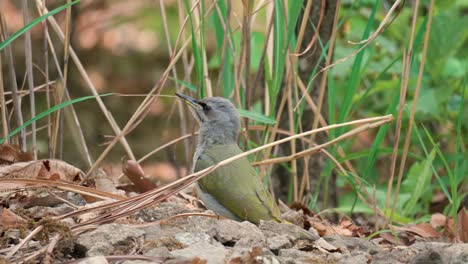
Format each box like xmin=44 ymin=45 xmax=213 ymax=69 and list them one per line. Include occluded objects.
xmin=170 ymin=242 xmax=229 ymax=264
xmin=325 ymin=235 xmax=381 ymax=254
xmin=337 ymin=252 xmax=370 ymax=264
xmin=175 ymin=232 xmax=221 ymax=247
xmin=145 ymin=246 xmax=171 ymax=258
xmin=76 ymin=256 xmax=108 ymax=264
xmin=75 ymin=224 xmax=145 ymax=257
xmin=136 ymin=202 xmax=193 ymax=222
xmin=266 ymin=235 xmax=293 ymax=253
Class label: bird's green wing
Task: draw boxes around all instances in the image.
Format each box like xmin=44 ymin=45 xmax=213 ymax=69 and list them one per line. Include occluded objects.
xmin=195 ymin=144 xmax=281 ymax=224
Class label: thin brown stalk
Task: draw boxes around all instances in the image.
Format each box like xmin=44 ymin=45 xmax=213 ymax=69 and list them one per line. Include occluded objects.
xmin=254 ymin=118 xmax=392 ymax=166
xmin=292 ymin=0 xmax=327 ymax=57
xmin=384 ymin=50 xmax=407 ymax=223
xmin=22 ymin=0 xmax=37 ymax=158
xmin=297 ymin=0 xmax=404 ymax=105
xmin=391 ymin=0 xmax=434 ymax=226
xmin=77 ymin=1 xmax=218 ymax=179
xmin=42 ymin=8 xmax=52 ymax=157
xmin=0 ymin=12 xmax=26 ymax=150
xmin=0 ymin=47 xmax=8 ymax=141
xmin=35 ymin=0 xmax=136 ymax=161
xmin=6 ymin=225 xmax=44 ymax=258
xmin=386 ymin=0 xmax=420 ymax=224
xmin=158 ymin=0 xmax=190 ymax=163
xmin=309 ymin=0 xmax=341 ymax=141
xmin=0 ymin=178 xmax=127 ymax=201
xmin=42 ymin=233 xmax=62 ymax=264
xmin=287 ymin=83 xmax=298 ymax=201
xmin=59 ymin=115 xmax=392 ymax=227
xmin=320 ymin=149 xmax=378 ymax=215
xmin=296 ymin=77 xmax=358 ymax=176
xmin=39 ymin=16 xmax=93 ymax=167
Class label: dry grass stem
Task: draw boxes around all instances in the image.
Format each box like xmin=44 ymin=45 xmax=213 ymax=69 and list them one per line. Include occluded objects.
xmin=386 ymin=0 xmax=420 ymax=226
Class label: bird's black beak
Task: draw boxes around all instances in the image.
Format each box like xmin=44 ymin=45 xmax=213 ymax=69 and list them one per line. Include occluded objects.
xmin=175 ymin=92 xmax=204 ymax=122
xmin=175 ymin=93 xmax=201 ymax=109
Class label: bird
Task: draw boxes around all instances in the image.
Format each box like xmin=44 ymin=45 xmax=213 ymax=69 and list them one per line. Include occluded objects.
xmin=175 ymin=92 xmax=282 ymax=224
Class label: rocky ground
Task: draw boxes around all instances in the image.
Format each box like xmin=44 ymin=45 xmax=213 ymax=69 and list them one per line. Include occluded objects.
xmin=3 ymin=197 xmax=466 ymax=264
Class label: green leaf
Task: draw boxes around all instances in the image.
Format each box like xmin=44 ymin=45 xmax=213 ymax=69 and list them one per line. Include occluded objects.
xmin=402 ymin=149 xmax=436 ymax=216
xmin=0 ymin=0 xmax=80 ymax=51
xmin=169 ymin=77 xmax=197 ymax=92
xmin=0 ymin=93 xmax=113 ymax=144
xmin=238 ymin=109 xmax=275 ymax=125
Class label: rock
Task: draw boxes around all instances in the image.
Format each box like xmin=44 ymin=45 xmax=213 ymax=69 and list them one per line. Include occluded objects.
xmin=214 ymin=220 xmax=265 ymax=245
xmin=145 ymin=247 xmax=171 ymax=258
xmin=74 ymin=224 xmax=145 ymax=257
xmin=259 ymin=220 xmax=319 ymax=241
xmin=277 ymin=248 xmax=328 ymax=264
xmin=325 ymin=235 xmax=381 ymax=254
xmin=141 ymin=224 xmax=184 ymax=241
xmin=136 ymin=202 xmax=193 ymax=222
xmin=337 ymin=252 xmax=371 ymax=264
xmin=76 ymin=256 xmax=108 ymax=264
xmin=266 ymin=235 xmax=293 ymax=253
xmin=407 ymin=242 xmax=468 ymax=264
xmin=174 ymin=232 xmax=222 ymax=247
xmin=281 ymin=209 xmax=305 ymax=228
xmin=143 ymin=236 xmax=185 ymax=251
xmin=170 ymin=242 xmax=229 ymax=264
xmin=228 ymin=246 xmax=277 ymax=263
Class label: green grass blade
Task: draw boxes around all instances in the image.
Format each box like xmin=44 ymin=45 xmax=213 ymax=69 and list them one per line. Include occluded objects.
xmin=270 ymin=0 xmax=286 ymax=111
xmin=337 ymin=0 xmax=380 ymax=134
xmin=238 ymin=109 xmax=275 ymax=125
xmin=169 ymin=77 xmax=197 ymax=92
xmin=363 ymin=81 xmax=400 ymax=180
xmin=402 ymin=148 xmax=436 ymax=216
xmin=0 ymin=93 xmax=113 ymax=144
xmin=0 ymin=0 xmax=80 ymax=51
xmin=183 ymin=0 xmax=205 ymax=97
xmin=414 ymin=123 xmax=452 ymax=204
xmin=211 ymin=0 xmax=234 ymax=97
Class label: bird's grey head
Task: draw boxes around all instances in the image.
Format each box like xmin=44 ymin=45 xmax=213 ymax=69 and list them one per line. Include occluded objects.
xmin=176 ymin=93 xmax=240 ymax=146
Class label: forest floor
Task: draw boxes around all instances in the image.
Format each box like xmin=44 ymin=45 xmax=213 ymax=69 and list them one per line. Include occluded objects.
xmin=1 ymin=157 xmax=467 ymax=263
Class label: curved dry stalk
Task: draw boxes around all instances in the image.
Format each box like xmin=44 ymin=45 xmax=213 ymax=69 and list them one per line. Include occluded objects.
xmin=0 ymin=12 xmax=25 ymax=149
xmin=6 ymin=225 xmax=44 ymax=259
xmin=297 ymin=0 xmax=405 ymax=105
xmin=57 ymin=115 xmax=392 ymax=228
xmin=390 ymin=0 xmax=434 ymax=226
xmin=253 ymin=118 xmax=391 ymax=166
xmin=0 ymin=178 xmax=126 ymax=201
xmin=80 ymin=0 xmax=218 ymax=180
xmin=22 ymin=0 xmax=37 ymax=158
xmin=291 ymin=0 xmax=327 ymax=57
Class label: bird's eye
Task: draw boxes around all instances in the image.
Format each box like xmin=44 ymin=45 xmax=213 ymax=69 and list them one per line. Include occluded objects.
xmin=199 ymin=102 xmax=211 ymax=112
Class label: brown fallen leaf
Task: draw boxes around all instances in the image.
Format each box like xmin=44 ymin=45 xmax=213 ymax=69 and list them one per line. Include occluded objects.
xmin=0 ymin=207 xmax=26 ymax=227
xmin=392 ymin=223 xmax=441 ymax=238
xmin=0 ymin=144 xmax=33 ymax=165
xmin=0 ymin=159 xmax=83 ymax=182
xmin=309 ymin=218 xmax=353 ymax=237
xmin=456 ymin=207 xmax=468 ymax=243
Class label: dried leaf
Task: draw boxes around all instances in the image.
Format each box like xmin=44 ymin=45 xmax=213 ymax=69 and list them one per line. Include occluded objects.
xmin=393 ymin=223 xmax=441 ymax=238
xmin=0 ymin=144 xmax=33 ymax=164
xmin=456 ymin=207 xmax=468 ymax=242
xmin=0 ymin=207 xmax=26 ymax=227
xmin=0 ymin=159 xmax=82 ymax=182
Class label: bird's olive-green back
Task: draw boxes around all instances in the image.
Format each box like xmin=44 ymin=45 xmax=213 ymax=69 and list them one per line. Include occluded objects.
xmin=195 ymin=144 xmax=281 ymax=224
